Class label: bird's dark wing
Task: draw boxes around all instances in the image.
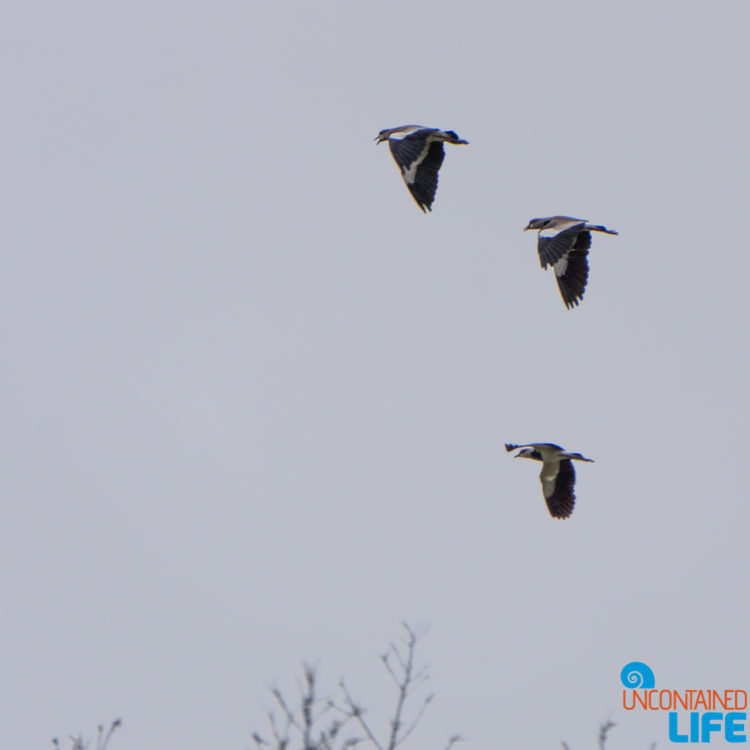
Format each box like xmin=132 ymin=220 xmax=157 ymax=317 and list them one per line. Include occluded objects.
xmin=537 ymin=223 xmax=587 ymax=267
xmin=540 ymin=459 xmax=576 ymax=519
xmin=553 ymin=232 xmax=591 ymax=309
xmin=406 ymin=141 xmax=445 ymax=211
xmin=388 ymin=132 xmax=431 ymax=172
xmin=389 ymin=136 xmax=445 ymax=212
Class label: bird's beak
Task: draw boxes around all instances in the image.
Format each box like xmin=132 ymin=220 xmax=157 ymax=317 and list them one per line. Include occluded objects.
xmin=523 ymin=225 xmax=531 ymax=231
xmin=374 ymin=136 xmax=384 ymax=144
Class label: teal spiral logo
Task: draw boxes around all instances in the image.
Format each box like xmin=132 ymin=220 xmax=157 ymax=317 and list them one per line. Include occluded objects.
xmin=620 ymin=662 xmax=655 ymax=689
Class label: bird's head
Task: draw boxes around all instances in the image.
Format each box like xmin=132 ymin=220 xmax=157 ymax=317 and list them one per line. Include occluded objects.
xmin=524 ymin=218 xmax=548 ymax=231
xmin=375 ymin=125 xmax=424 ymax=143
xmin=513 ymin=448 xmax=538 ymax=460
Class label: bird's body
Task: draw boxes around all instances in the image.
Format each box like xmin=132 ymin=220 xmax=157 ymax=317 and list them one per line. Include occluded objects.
xmin=505 ymin=442 xmax=594 ymax=519
xmin=375 ymin=125 xmax=468 ymax=212
xmin=524 ymin=216 xmax=618 ymax=308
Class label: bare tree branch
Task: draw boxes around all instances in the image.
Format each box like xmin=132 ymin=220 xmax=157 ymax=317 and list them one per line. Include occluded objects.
xmin=51 ymin=719 xmax=121 ymax=750
xmin=563 ymin=719 xmax=655 ymax=750
xmin=385 ymin=627 xmax=416 ymax=750
xmin=598 ymin=720 xmax=616 ymax=750
xmin=272 ymin=687 xmax=304 ymax=737
xmin=253 ymin=624 xmax=457 ymax=750
xmin=380 ymin=654 xmax=401 ymax=687
xmin=338 ymin=679 xmax=384 ymax=750
xmin=389 ymin=644 xmax=408 ymax=675
xmin=395 ymin=693 xmax=433 ymax=747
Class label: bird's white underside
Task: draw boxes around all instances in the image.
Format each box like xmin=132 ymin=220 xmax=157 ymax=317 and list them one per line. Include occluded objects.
xmin=387 ymin=125 xmax=425 ymax=138
xmin=539 ymin=219 xmax=585 ymax=238
xmin=535 ymin=445 xmax=566 ymax=462
xmin=539 ymin=463 xmax=558 ymax=499
xmin=402 ymin=140 xmax=435 ymax=185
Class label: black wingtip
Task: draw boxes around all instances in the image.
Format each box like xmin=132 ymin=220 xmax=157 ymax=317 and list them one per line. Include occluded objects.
xmin=505 ymin=443 xmax=518 ymax=452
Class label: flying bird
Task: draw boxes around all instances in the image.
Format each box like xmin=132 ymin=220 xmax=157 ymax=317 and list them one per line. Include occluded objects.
xmin=505 ymin=442 xmax=594 ymax=519
xmin=375 ymin=125 xmax=468 ymax=212
xmin=523 ymin=216 xmax=618 ymax=308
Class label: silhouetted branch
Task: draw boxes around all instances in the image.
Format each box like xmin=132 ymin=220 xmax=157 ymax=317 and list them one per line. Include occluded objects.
xmin=52 ymin=718 xmax=121 ymax=750
xmin=598 ymin=720 xmax=616 ymax=750
xmin=338 ymin=680 xmax=383 ymax=750
xmin=562 ymin=720 xmax=655 ymax=750
xmin=253 ymin=624 xmax=459 ymax=750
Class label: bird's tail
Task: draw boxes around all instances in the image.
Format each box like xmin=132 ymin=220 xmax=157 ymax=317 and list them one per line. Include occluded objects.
xmin=443 ymin=130 xmax=469 ymax=145
xmin=562 ymin=452 xmax=595 ymax=462
xmin=587 ymin=224 xmax=618 ymax=235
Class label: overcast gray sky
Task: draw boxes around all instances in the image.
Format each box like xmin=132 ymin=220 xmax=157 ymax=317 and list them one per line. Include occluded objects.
xmin=2 ymin=1 xmax=749 ymax=748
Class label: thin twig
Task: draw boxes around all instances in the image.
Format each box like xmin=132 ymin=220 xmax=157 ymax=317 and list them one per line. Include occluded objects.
xmin=97 ymin=719 xmax=122 ymax=750
xmin=339 ymin=680 xmax=384 ymax=750
xmin=253 ymin=625 xmax=456 ymax=750
xmin=397 ymin=694 xmax=434 ymax=747
xmin=268 ymin=709 xmax=291 ymax=750
xmin=389 ymin=644 xmax=408 ymax=674
xmin=380 ymin=654 xmax=401 ymax=687
xmin=386 ymin=626 xmax=418 ymax=750
xmin=272 ymin=688 xmax=305 ymax=736
xmin=598 ymin=720 xmax=616 ymax=750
